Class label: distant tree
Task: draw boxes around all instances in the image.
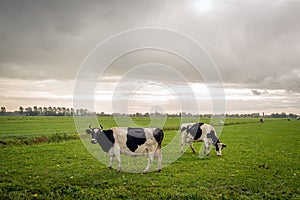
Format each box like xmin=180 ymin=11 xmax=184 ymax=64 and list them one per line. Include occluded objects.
xmin=32 ymin=106 xmax=38 ymax=116
xmin=53 ymin=107 xmax=57 ymax=116
xmin=25 ymin=107 xmax=32 ymax=116
xmin=48 ymin=107 xmax=53 ymax=115
xmin=43 ymin=107 xmax=48 ymax=116
xmin=62 ymin=107 xmax=66 ymax=116
xmin=0 ymin=107 xmax=6 ymax=113
xmin=280 ymin=112 xmax=287 ymax=118
xmin=19 ymin=106 xmax=24 ymax=114
xmin=65 ymin=108 xmax=70 ymax=116
xmin=38 ymin=107 xmax=43 ymax=115
xmin=56 ymin=107 xmax=62 ymax=116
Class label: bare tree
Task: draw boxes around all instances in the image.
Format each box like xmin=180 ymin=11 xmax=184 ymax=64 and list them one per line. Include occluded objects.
xmin=0 ymin=107 xmax=6 ymax=113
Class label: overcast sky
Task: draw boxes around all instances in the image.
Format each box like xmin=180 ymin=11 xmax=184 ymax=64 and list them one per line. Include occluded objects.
xmin=0 ymin=0 xmax=299 ymax=115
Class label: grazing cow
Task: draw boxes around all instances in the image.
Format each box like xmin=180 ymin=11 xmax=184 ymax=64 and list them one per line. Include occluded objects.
xmin=260 ymin=118 xmax=264 ymax=123
xmin=86 ymin=124 xmax=164 ymax=173
xmin=180 ymin=123 xmax=226 ymax=156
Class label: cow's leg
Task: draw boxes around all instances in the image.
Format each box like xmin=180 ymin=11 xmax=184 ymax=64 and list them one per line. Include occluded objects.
xmin=144 ymin=152 xmax=155 ymax=173
xmin=189 ymin=141 xmax=196 ymax=153
xmin=114 ymin=147 xmax=121 ymax=172
xmin=109 ymin=155 xmax=114 ymax=169
xmin=156 ymin=148 xmax=162 ymax=172
xmin=202 ymin=138 xmax=212 ymax=156
xmin=204 ymin=143 xmax=210 ymax=156
xmin=180 ymin=141 xmax=184 ymax=153
xmin=108 ymin=148 xmax=115 ymax=169
xmin=180 ymin=135 xmax=186 ymax=153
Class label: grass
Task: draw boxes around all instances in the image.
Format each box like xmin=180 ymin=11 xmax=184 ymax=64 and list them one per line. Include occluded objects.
xmin=0 ymin=116 xmax=299 ymax=199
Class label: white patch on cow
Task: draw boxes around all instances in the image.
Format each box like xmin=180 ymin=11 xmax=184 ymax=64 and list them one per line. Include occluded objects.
xmin=217 ymin=143 xmax=223 ymax=156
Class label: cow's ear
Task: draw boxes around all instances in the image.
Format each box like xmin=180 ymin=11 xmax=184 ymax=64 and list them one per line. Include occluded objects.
xmin=86 ymin=129 xmax=93 ymax=134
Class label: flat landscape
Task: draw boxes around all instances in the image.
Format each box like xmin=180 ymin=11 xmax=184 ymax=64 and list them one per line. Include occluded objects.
xmin=0 ymin=116 xmax=299 ymax=199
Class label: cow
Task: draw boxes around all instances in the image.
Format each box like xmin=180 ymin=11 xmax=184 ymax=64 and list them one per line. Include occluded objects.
xmin=260 ymin=118 xmax=264 ymax=123
xmin=86 ymin=124 xmax=164 ymax=173
xmin=180 ymin=123 xmax=226 ymax=156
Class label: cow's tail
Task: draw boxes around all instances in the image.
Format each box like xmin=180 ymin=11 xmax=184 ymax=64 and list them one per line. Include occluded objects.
xmin=153 ymin=128 xmax=164 ymax=148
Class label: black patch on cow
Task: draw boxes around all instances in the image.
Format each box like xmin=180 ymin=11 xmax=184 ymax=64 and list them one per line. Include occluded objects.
xmin=103 ymin=130 xmax=115 ymax=144
xmin=153 ymin=128 xmax=164 ymax=147
xmin=216 ymin=142 xmax=220 ymax=152
xmin=181 ymin=126 xmax=187 ymax=132
xmin=126 ymin=128 xmax=147 ymax=152
xmin=207 ymin=130 xmax=219 ymax=146
xmin=96 ymin=129 xmax=115 ymax=153
xmin=206 ymin=130 xmax=226 ymax=152
xmin=187 ymin=123 xmax=204 ymax=140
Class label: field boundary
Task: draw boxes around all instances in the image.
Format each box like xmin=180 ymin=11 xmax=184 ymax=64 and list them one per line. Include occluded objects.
xmin=0 ymin=132 xmax=79 ymax=147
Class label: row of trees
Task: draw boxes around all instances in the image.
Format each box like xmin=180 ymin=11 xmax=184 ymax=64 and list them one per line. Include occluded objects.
xmin=0 ymin=106 xmax=95 ymax=116
xmin=0 ymin=106 xmax=298 ymax=118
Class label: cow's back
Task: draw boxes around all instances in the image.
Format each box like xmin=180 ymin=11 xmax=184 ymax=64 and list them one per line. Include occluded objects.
xmin=200 ymin=124 xmax=219 ymax=144
xmin=112 ymin=127 xmax=161 ymax=155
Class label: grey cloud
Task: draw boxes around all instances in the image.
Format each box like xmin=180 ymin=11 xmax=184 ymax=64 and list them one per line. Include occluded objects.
xmin=251 ymin=89 xmax=269 ymax=96
xmin=0 ymin=0 xmax=300 ymax=97
xmin=251 ymin=90 xmax=262 ymax=96
xmin=261 ymin=70 xmax=300 ymax=92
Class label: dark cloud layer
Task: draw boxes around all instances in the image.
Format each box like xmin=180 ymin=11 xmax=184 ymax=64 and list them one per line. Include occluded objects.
xmin=0 ymin=0 xmax=299 ymax=112
xmin=1 ymin=1 xmax=299 ymax=86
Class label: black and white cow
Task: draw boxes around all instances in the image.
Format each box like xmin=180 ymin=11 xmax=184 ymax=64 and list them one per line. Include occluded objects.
xmin=180 ymin=123 xmax=226 ymax=156
xmin=86 ymin=125 xmax=164 ymax=173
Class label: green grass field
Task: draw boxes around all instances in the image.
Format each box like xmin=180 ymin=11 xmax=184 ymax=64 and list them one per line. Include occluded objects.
xmin=0 ymin=116 xmax=299 ymax=199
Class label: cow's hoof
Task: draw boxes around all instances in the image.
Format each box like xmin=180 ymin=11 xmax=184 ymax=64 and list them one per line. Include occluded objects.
xmin=108 ymin=166 xmax=112 ymax=170
xmin=157 ymin=169 xmax=162 ymax=173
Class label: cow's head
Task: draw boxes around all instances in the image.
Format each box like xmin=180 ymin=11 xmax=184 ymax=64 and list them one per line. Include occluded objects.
xmin=216 ymin=143 xmax=227 ymax=156
xmin=86 ymin=124 xmax=104 ymax=144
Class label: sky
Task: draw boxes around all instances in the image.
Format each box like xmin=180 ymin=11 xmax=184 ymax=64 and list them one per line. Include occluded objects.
xmin=0 ymin=0 xmax=299 ymax=115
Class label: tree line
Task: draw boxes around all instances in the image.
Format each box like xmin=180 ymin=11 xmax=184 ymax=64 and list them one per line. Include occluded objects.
xmin=0 ymin=106 xmax=95 ymax=116
xmin=0 ymin=106 xmax=298 ymax=118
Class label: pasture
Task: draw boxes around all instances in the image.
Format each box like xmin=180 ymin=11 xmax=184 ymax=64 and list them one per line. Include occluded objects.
xmin=0 ymin=116 xmax=299 ymax=199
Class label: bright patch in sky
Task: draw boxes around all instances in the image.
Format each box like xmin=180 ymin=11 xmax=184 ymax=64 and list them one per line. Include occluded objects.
xmin=193 ymin=0 xmax=214 ymax=13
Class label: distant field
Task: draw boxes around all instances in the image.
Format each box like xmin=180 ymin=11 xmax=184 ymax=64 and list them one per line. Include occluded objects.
xmin=0 ymin=116 xmax=271 ymax=145
xmin=0 ymin=116 xmax=277 ymax=138
xmin=0 ymin=116 xmax=299 ymax=199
